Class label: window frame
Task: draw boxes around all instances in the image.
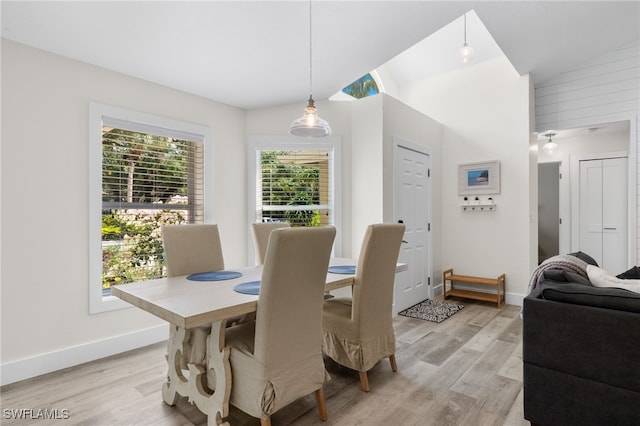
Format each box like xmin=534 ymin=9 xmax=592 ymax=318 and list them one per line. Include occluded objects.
xmin=247 ymin=135 xmax=342 ymax=265
xmin=89 ymin=103 xmax=213 ymax=313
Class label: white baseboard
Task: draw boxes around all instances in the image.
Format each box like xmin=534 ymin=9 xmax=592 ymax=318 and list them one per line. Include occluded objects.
xmin=505 ymin=292 xmax=525 ymax=307
xmin=1 ymin=324 xmax=169 ymax=386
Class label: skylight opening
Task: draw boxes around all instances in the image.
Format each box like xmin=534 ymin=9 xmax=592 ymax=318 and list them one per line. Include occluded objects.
xmin=341 ymin=73 xmax=379 ymax=99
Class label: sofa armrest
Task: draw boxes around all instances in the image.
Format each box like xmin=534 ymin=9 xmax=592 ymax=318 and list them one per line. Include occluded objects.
xmin=523 ymin=296 xmax=640 ymax=392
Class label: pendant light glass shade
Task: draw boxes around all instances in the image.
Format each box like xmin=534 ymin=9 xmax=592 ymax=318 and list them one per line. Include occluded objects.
xmin=459 ymin=42 xmax=475 ymax=63
xmin=288 ymin=0 xmax=331 ymax=138
xmin=289 ymin=95 xmax=331 ymax=137
xmin=543 ymin=132 xmax=558 ymax=154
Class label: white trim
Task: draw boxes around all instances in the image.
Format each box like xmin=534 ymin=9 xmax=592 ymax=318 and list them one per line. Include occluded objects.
xmin=246 ymin=135 xmax=342 ymax=265
xmin=0 ymin=324 xmax=169 ymax=386
xmin=628 ymin=113 xmax=638 ymax=265
xmin=370 ymin=69 xmax=385 ymax=94
xmin=88 ymin=103 xmax=213 ymax=314
xmin=505 ymin=292 xmax=525 ymax=307
xmin=558 ymin=159 xmax=571 ymax=255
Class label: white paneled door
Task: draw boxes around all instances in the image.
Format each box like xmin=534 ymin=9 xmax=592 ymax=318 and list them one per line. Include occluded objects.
xmin=394 ymin=142 xmax=431 ymax=313
xmin=578 ymin=157 xmax=628 ymax=273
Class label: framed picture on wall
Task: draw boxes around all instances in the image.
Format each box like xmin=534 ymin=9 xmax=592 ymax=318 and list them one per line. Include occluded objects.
xmin=458 ymin=160 xmax=500 ymax=195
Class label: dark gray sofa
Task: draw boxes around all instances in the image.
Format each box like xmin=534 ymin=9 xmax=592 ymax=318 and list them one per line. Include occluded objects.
xmin=523 ymin=274 xmax=640 ymax=425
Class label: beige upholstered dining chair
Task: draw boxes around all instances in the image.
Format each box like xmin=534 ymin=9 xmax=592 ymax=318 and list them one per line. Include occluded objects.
xmin=321 ymin=223 xmax=405 ymax=392
xmin=162 ymin=224 xmax=225 ymax=277
xmin=224 ymin=226 xmax=336 ymax=425
xmin=161 ymin=224 xmax=225 ymax=367
xmin=250 ymin=221 xmax=290 ymax=265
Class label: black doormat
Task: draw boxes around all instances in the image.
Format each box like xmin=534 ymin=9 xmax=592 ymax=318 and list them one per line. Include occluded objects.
xmin=398 ymin=299 xmax=464 ymax=323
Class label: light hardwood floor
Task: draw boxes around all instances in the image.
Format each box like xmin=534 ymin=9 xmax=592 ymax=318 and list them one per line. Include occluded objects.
xmin=1 ymin=299 xmax=528 ymax=426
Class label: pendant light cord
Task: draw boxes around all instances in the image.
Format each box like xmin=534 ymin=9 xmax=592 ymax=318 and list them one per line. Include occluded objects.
xmin=309 ymin=0 xmax=313 ymax=97
xmin=463 ymin=13 xmax=467 ymax=44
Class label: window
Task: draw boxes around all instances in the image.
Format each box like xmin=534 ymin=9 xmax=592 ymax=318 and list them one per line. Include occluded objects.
xmin=90 ymin=104 xmax=212 ymax=313
xmin=248 ymin=136 xmax=342 ymax=261
xmin=341 ymin=73 xmax=380 ymax=99
xmin=258 ymin=150 xmax=331 ymax=226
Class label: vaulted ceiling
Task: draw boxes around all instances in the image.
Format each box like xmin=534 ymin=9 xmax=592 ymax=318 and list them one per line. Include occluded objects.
xmin=2 ymin=1 xmax=638 ymax=109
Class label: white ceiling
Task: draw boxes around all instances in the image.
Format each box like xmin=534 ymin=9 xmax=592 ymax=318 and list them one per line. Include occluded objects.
xmin=2 ymin=1 xmax=639 ymax=110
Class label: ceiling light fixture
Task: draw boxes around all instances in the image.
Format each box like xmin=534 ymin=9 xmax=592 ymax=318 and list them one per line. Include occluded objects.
xmin=289 ymin=0 xmax=331 ymax=138
xmin=459 ymin=12 xmax=475 ymax=63
xmin=543 ymin=132 xmax=558 ymax=154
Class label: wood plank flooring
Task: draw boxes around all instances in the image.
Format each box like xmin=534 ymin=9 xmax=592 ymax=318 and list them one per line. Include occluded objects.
xmin=1 ymin=299 xmax=528 ymax=425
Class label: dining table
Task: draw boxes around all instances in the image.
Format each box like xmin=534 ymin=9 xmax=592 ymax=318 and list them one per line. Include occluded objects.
xmin=112 ymin=257 xmax=407 ymax=426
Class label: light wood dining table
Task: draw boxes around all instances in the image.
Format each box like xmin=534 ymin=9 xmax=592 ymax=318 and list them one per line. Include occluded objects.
xmin=112 ymin=257 xmax=407 ymax=426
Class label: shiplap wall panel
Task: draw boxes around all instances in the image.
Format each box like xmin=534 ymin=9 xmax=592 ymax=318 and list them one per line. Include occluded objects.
xmin=534 ymin=40 xmax=640 ymax=265
xmin=536 ymin=78 xmax=639 ymax=107
xmin=536 ymin=41 xmax=639 ymax=130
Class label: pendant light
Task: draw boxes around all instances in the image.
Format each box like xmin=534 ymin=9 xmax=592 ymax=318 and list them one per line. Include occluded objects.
xmin=289 ymin=0 xmax=331 ymax=137
xmin=459 ymin=12 xmax=475 ymax=63
xmin=543 ymin=132 xmax=558 ymax=154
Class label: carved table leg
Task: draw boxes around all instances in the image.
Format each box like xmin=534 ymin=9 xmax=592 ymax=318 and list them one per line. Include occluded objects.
xmin=162 ymin=324 xmax=188 ymax=406
xmin=161 ymin=322 xmax=231 ymax=426
xmin=205 ymin=320 xmax=231 ymax=426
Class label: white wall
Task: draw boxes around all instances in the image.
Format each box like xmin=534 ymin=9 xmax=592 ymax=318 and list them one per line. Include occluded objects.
xmin=391 ymin=56 xmax=533 ymax=303
xmin=349 ymin=94 xmax=444 ymax=272
xmin=1 ymin=40 xmax=247 ymax=384
xmin=247 ymin=94 xmax=444 ymax=264
xmin=380 ymin=95 xmax=444 ymax=283
xmin=350 ymin=96 xmax=385 ymax=251
xmin=246 ymin=100 xmax=354 ymax=257
xmin=535 ymin=40 xmax=639 ymax=264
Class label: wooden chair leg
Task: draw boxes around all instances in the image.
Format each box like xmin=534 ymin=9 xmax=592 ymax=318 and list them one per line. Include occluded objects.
xmin=315 ymin=387 xmax=328 ymax=421
xmin=358 ymin=371 xmax=370 ymax=392
xmin=260 ymin=417 xmax=272 ymax=426
xmin=389 ymin=354 xmax=398 ymax=372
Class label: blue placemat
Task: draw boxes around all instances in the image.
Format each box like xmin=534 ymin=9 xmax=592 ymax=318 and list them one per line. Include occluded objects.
xmin=234 ymin=281 xmax=261 ymax=295
xmin=328 ymin=265 xmax=356 ymax=275
xmin=187 ymin=270 xmax=243 ymax=281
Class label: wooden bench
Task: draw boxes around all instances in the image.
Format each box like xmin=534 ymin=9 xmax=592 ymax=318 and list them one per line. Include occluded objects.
xmin=442 ymin=269 xmax=505 ymax=308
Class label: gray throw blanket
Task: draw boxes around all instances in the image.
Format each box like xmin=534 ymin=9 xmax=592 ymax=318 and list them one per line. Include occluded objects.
xmin=527 ymin=254 xmax=589 ymax=295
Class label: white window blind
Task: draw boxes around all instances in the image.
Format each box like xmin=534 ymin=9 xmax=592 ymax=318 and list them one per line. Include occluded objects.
xmin=100 ymin=120 xmax=204 ymax=293
xmin=256 ymin=149 xmax=333 ymax=227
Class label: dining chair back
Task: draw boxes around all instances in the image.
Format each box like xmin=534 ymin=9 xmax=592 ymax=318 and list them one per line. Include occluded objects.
xmin=161 ymin=224 xmax=225 ymax=367
xmin=225 ymin=226 xmax=336 ymax=425
xmin=322 ymin=223 xmax=405 ymax=392
xmin=162 ymin=224 xmax=225 ymax=277
xmin=250 ymin=221 xmax=290 ymax=265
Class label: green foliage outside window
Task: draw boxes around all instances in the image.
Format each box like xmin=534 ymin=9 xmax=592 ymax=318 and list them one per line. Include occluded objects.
xmin=101 ymin=127 xmax=202 ymax=290
xmin=342 ymin=73 xmax=379 ymax=99
xmin=261 ymin=151 xmax=322 ymax=226
xmin=101 ymin=210 xmax=187 ymax=289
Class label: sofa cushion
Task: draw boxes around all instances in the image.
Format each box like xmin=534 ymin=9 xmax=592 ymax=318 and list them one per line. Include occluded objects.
xmin=542 ymin=269 xmax=592 ymax=286
xmin=617 ymin=265 xmax=640 ymax=280
xmin=567 ymin=251 xmax=598 ymax=266
xmin=587 ymin=265 xmax=640 ymax=294
xmin=538 ymin=282 xmax=640 ymax=313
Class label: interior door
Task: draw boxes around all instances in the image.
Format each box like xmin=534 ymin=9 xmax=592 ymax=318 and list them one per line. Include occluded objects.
xmin=601 ymin=158 xmax=628 ymax=273
xmin=579 ymin=157 xmax=628 ymax=272
xmin=579 ymin=160 xmax=604 ymax=263
xmin=394 ymin=143 xmax=430 ymax=313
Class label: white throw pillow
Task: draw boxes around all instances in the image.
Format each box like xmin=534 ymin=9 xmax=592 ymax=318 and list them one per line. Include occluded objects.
xmin=587 ymin=265 xmax=640 ymax=294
